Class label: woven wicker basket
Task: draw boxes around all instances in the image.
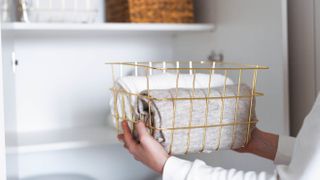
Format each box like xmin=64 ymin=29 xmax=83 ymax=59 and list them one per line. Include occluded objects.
xmin=106 ymin=0 xmax=194 ymax=23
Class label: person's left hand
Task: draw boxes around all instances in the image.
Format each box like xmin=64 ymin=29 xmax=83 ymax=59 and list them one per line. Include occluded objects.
xmin=118 ymin=120 xmax=170 ymax=174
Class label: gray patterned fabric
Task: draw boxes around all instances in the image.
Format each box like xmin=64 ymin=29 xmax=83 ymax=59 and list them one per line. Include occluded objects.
xmin=137 ymin=84 xmax=256 ymax=155
xmin=110 ymin=73 xmax=234 ymax=127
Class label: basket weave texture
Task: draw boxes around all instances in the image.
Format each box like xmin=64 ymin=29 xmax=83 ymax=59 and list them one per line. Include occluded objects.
xmin=106 ymin=0 xmax=194 ymax=23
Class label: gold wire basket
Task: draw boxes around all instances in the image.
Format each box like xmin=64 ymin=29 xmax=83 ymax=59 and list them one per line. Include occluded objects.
xmin=107 ymin=61 xmax=268 ymax=154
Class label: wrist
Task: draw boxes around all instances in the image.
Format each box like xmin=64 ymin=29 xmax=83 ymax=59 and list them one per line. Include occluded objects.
xmin=236 ymin=128 xmax=261 ymax=154
xmin=251 ymin=129 xmax=279 ymax=160
xmin=156 ymin=154 xmax=170 ymax=174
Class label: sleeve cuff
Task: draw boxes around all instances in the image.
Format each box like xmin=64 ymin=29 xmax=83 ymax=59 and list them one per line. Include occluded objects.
xmin=274 ymin=135 xmax=295 ymax=165
xmin=163 ymin=156 xmax=192 ymax=180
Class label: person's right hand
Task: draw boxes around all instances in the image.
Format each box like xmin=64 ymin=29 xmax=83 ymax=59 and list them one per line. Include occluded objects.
xmin=235 ymin=128 xmax=279 ymax=161
xmin=118 ymin=120 xmax=170 ymax=174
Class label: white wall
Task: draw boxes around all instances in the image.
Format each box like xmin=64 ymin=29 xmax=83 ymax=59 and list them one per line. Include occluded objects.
xmin=12 ymin=32 xmax=174 ymax=133
xmin=174 ymin=0 xmax=289 ymax=173
xmin=4 ymin=31 xmax=177 ymax=179
xmin=0 ymin=22 xmax=8 ymax=180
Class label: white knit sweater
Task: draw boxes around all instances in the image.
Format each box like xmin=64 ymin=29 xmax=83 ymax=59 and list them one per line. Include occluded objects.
xmin=163 ymin=94 xmax=320 ymax=180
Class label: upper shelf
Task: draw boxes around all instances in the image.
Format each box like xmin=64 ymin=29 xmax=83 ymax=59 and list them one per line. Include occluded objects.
xmin=2 ymin=22 xmax=215 ymax=35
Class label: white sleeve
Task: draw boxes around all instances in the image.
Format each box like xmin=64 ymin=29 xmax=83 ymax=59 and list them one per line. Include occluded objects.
xmin=274 ymin=135 xmax=295 ymax=165
xmin=163 ymin=156 xmax=277 ymax=180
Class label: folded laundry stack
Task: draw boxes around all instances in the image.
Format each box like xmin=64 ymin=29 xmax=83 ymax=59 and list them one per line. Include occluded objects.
xmin=137 ymin=84 xmax=256 ymax=154
xmin=110 ymin=73 xmax=234 ymax=126
xmin=110 ymin=73 xmax=256 ymax=154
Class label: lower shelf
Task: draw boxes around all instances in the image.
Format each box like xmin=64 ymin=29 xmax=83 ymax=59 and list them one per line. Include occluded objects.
xmin=6 ymin=126 xmax=118 ymax=154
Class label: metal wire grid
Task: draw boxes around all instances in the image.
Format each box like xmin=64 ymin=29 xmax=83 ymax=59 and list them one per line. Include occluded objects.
xmin=107 ymin=61 xmax=268 ymax=154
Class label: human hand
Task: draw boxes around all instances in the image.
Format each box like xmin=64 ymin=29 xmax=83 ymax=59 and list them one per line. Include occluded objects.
xmin=118 ymin=120 xmax=170 ymax=174
xmin=235 ymin=128 xmax=279 ymax=161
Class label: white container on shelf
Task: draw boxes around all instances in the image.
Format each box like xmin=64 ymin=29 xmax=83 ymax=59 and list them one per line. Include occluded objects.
xmin=18 ymin=0 xmax=100 ymax=23
xmin=0 ymin=0 xmax=13 ymax=22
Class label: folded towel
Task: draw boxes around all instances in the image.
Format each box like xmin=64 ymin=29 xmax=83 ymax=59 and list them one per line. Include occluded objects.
xmin=110 ymin=73 xmax=234 ymax=126
xmin=137 ymin=84 xmax=256 ymax=154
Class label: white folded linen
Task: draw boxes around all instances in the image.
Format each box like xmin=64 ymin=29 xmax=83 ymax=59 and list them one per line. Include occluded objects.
xmin=137 ymin=84 xmax=256 ymax=154
xmin=110 ymin=73 xmax=234 ymax=127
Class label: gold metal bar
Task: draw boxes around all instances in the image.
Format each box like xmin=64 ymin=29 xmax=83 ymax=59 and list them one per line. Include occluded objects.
xmin=145 ymin=66 xmax=153 ymax=134
xmin=105 ymin=63 xmax=268 ymax=71
xmin=231 ymin=69 xmax=243 ymax=149
xmin=185 ymin=91 xmax=193 ymax=154
xmin=192 ymin=72 xmax=197 ymax=96
xmin=246 ymin=69 xmax=258 ymax=144
xmin=163 ymin=67 xmax=267 ymax=71
xmin=121 ymin=94 xmax=126 ymax=121
xmin=169 ymin=64 xmax=180 ymax=154
xmin=128 ymin=92 xmax=135 ymax=133
xmin=110 ymin=87 xmax=264 ymax=101
xmin=169 ymin=98 xmax=177 ymax=154
xmin=185 ymin=70 xmax=196 ymax=154
xmin=105 ymin=61 xmax=269 ymax=70
xmin=113 ymin=90 xmax=120 ymax=134
xmin=112 ymin=114 xmax=258 ymax=130
xmin=200 ymin=67 xmax=214 ymax=152
xmin=216 ymin=70 xmax=228 ymax=150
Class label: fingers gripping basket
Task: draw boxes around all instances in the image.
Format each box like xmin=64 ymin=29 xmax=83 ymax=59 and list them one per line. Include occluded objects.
xmin=107 ymin=61 xmax=268 ymax=155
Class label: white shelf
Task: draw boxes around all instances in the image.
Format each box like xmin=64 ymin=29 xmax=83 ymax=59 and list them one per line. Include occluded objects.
xmin=1 ymin=22 xmax=214 ymax=34
xmin=6 ymin=126 xmax=118 ymax=154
